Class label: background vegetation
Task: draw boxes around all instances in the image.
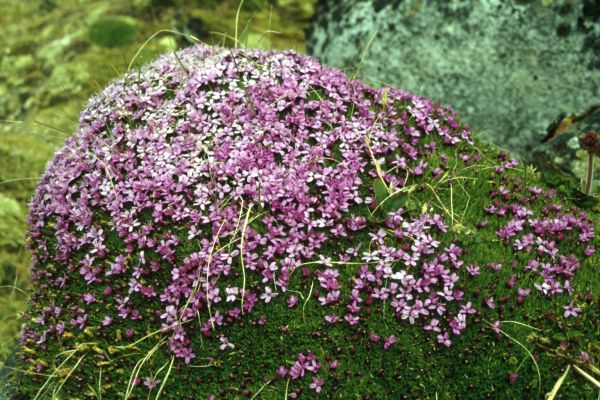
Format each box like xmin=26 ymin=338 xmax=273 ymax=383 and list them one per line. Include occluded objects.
xmin=0 ymin=0 xmax=315 ymax=369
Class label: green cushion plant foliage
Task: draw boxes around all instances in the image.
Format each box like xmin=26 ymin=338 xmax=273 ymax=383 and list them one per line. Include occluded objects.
xmin=8 ymin=44 xmax=599 ymax=399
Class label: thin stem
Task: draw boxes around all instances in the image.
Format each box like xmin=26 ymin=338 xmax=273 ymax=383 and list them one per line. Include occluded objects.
xmin=585 ymin=152 xmax=594 ymax=195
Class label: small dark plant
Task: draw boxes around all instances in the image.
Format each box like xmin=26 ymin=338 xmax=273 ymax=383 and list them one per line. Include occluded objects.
xmin=579 ymin=130 xmax=599 ymax=195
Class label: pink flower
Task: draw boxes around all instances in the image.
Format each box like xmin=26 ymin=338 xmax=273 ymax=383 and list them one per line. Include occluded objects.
xmin=563 ymin=301 xmax=581 ymax=318
xmin=344 ymin=314 xmax=359 ymax=325
xmin=490 ymin=320 xmax=501 ymax=334
xmin=484 ymin=296 xmax=496 ymax=309
xmin=424 ymin=318 xmax=441 ymax=333
xmin=260 ymin=286 xmax=278 ymax=303
xmin=81 ymin=293 xmax=96 ymax=304
xmin=219 ymin=335 xmax=235 ymax=351
xmin=488 ymin=263 xmax=503 ymax=271
xmin=143 ymin=376 xmax=161 ymax=389
xmin=309 ymin=376 xmax=324 ymax=393
xmin=287 ymin=295 xmax=299 ymax=308
xmin=324 ymin=314 xmax=340 ymax=324
xmin=437 ymin=332 xmax=452 ymax=347
xmin=276 ymin=366 xmax=288 ymax=378
xmin=466 ymin=264 xmax=480 ymax=276
xmin=383 ymin=335 xmax=397 ymax=350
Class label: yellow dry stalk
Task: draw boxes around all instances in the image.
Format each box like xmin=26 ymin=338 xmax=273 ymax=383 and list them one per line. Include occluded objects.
xmin=545 ymin=365 xmax=570 ymax=400
xmin=154 ymin=356 xmax=175 ymax=400
xmin=284 ymin=377 xmax=290 ymax=400
xmin=204 ymin=219 xmax=227 ymax=330
xmin=573 ymin=365 xmax=600 ymax=389
xmin=250 ymin=379 xmax=273 ymax=399
xmin=486 ymin=321 xmax=542 ymax=399
xmin=234 ymin=0 xmax=245 ymax=49
xmin=302 ymin=280 xmax=314 ymax=324
xmin=240 ymin=202 xmax=254 ymax=310
xmin=381 ymin=88 xmax=389 ymax=108
xmin=124 ymin=339 xmax=165 ymax=400
xmin=499 ymin=320 xmax=542 ymax=331
xmin=51 ymin=353 xmax=86 ymax=399
xmin=423 ymin=182 xmax=462 ymax=229
xmin=34 ymin=342 xmax=90 ymax=400
xmin=87 ymin=367 xmax=103 ymax=400
xmin=370 ymin=182 xmax=417 ymax=216
xmin=223 ymin=201 xmax=246 ymax=253
xmin=351 ymin=29 xmax=378 ymax=81
xmin=364 ymin=131 xmax=390 ymax=195
xmin=127 ymin=30 xmax=200 ymax=73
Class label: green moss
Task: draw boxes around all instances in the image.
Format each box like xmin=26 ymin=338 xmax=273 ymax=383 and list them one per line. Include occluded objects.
xmin=0 ymin=194 xmax=26 ymax=251
xmin=88 ymin=16 xmax=139 ymax=48
xmin=0 ymin=134 xmax=53 ymax=205
xmin=10 ymin=137 xmax=600 ymax=399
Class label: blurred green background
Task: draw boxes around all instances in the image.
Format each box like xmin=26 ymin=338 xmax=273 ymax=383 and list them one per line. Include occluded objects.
xmin=0 ymin=0 xmax=315 ymax=368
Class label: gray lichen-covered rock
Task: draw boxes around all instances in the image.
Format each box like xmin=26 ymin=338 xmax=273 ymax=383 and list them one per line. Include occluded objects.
xmin=0 ymin=347 xmax=17 ymax=400
xmin=307 ymin=0 xmax=600 ymax=162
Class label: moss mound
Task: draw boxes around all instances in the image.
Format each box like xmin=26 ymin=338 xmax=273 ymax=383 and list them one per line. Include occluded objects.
xmin=11 ymin=44 xmax=599 ymax=399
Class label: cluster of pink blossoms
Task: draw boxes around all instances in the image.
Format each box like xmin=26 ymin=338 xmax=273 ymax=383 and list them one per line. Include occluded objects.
xmin=21 ymin=43 xmax=595 ymax=394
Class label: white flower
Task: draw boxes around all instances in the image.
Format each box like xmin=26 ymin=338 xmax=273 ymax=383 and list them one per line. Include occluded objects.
xmin=260 ymin=286 xmax=278 ymax=303
xmin=225 ymin=287 xmax=239 ymax=302
xmin=219 ymin=335 xmax=235 ymax=350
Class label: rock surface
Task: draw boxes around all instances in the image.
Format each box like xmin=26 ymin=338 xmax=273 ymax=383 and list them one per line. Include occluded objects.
xmin=307 ymin=0 xmax=600 ymax=164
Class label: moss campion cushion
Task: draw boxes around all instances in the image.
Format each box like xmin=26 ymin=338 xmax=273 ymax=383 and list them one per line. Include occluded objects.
xmin=15 ymin=44 xmax=599 ymax=399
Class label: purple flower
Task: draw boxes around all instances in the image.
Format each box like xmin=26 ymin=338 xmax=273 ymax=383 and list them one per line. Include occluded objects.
xmin=437 ymin=332 xmax=452 ymax=347
xmin=344 ymin=314 xmax=360 ymax=325
xmin=484 ymin=296 xmax=496 ymax=309
xmin=563 ymin=301 xmax=581 ymax=318
xmin=81 ymin=293 xmax=96 ymax=304
xmin=260 ymin=286 xmax=278 ymax=303
xmin=219 ymin=335 xmax=235 ymax=351
xmin=383 ymin=335 xmax=397 ymax=350
xmin=276 ymin=366 xmax=288 ymax=378
xmin=488 ymin=263 xmax=503 ymax=271
xmin=71 ymin=314 xmax=87 ymax=330
xmin=324 ymin=314 xmax=340 ymax=324
xmin=290 ymin=361 xmax=305 ymax=380
xmin=490 ymin=320 xmax=501 ymax=334
xmin=287 ymin=295 xmax=299 ymax=308
xmin=466 ymin=265 xmax=480 ymax=276
xmin=309 ymin=376 xmax=324 ymax=394
xmin=143 ymin=376 xmax=161 ymax=389
xmin=424 ymin=318 xmax=441 ymax=332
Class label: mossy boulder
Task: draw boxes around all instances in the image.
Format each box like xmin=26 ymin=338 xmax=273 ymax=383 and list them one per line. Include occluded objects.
xmin=12 ymin=44 xmax=599 ymax=399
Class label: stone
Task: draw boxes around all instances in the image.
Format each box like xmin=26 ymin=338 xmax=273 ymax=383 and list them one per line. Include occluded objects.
xmin=307 ymin=0 xmax=600 ymax=164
